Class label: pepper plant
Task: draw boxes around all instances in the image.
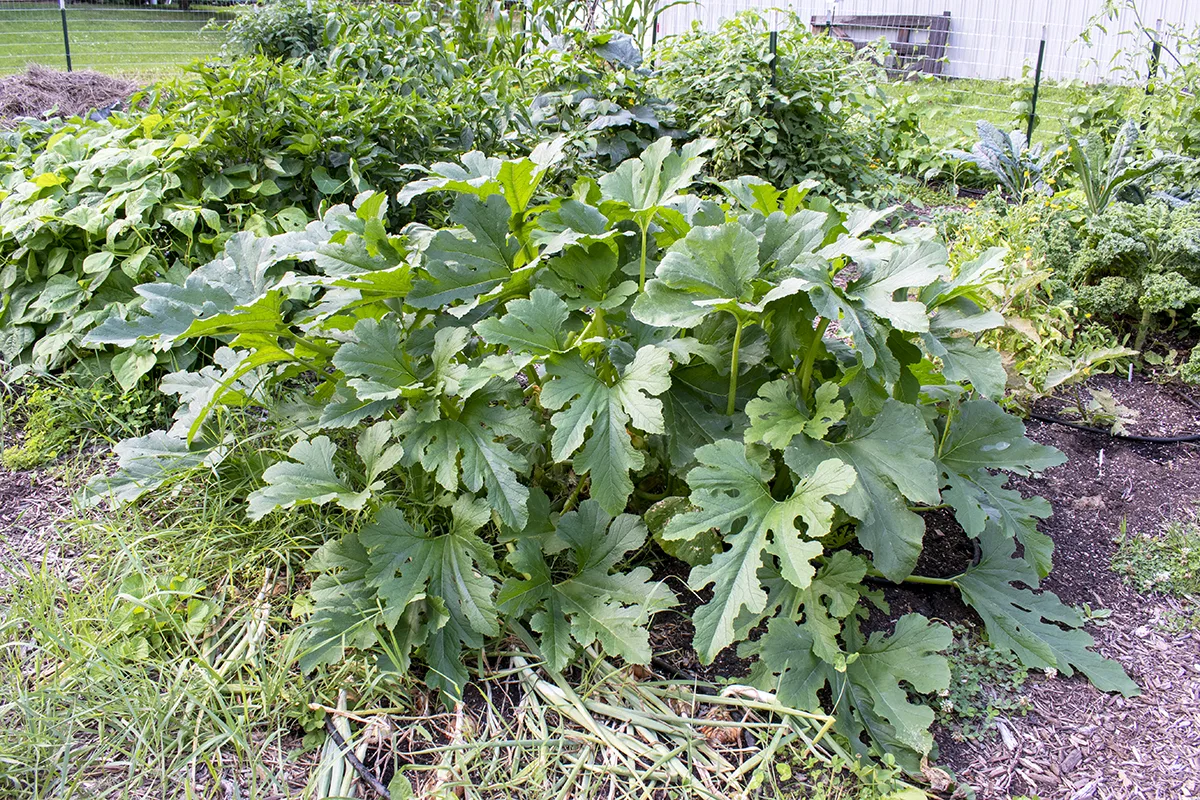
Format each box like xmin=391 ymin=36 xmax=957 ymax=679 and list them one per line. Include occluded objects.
xmin=86 ymin=139 xmax=1136 ymax=773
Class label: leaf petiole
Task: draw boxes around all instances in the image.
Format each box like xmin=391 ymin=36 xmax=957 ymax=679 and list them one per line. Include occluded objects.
xmin=727 ymin=314 xmax=745 ymax=416
xmin=799 ymin=317 xmax=830 ymax=399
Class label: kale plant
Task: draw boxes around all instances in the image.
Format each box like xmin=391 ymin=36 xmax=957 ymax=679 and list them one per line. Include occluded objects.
xmin=945 ymin=121 xmax=1057 ymax=198
xmin=1065 ymin=120 xmax=1186 ymax=215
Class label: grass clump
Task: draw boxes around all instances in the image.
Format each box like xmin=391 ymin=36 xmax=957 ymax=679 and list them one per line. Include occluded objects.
xmin=0 ymin=371 xmax=167 ymax=471
xmin=1113 ymin=518 xmax=1200 ymax=597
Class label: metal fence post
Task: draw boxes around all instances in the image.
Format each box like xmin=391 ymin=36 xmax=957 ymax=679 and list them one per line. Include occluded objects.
xmin=58 ymin=0 xmax=73 ymax=72
xmin=1026 ymin=25 xmax=1046 ymax=142
xmin=769 ymin=29 xmax=778 ymax=86
xmin=1146 ymin=18 xmax=1163 ymax=95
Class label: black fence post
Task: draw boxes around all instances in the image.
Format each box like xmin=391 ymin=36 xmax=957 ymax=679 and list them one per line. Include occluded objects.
xmin=1146 ymin=18 xmax=1163 ymax=96
xmin=58 ymin=0 xmax=73 ymax=72
xmin=1027 ymin=25 xmax=1046 ymax=142
xmin=769 ymin=29 xmax=778 ymax=86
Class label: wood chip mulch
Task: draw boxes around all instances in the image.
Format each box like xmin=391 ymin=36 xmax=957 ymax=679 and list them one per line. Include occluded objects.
xmin=945 ymin=374 xmax=1200 ymax=800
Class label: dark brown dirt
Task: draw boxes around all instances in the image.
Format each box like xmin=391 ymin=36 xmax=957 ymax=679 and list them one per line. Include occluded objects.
xmin=0 ymin=65 xmax=137 ymax=127
xmin=941 ymin=373 xmax=1200 ymax=799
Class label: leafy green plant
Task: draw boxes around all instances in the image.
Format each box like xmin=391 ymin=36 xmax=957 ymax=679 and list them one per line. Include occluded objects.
xmin=110 ymin=573 xmax=221 ymax=659
xmin=1068 ymin=201 xmax=1200 ymax=349
xmin=945 ymin=121 xmax=1058 ymax=198
xmin=1065 ymin=121 xmax=1186 ymax=215
xmin=525 ymin=30 xmax=673 ymax=174
xmin=84 ymin=140 xmax=1135 ymax=774
xmin=651 ymin=11 xmax=887 ymax=192
xmin=928 ymin=624 xmax=1030 ymax=743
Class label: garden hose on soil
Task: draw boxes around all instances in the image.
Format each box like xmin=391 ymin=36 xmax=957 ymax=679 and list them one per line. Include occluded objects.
xmin=1028 ymin=412 xmax=1200 ymax=444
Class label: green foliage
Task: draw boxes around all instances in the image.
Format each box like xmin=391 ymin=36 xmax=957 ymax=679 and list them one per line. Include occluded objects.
xmin=928 ymin=624 xmax=1030 ymax=743
xmin=525 ymin=31 xmax=670 ymax=174
xmin=1068 ymin=201 xmax=1200 ymax=348
xmin=0 ymin=1 xmax=530 ymax=378
xmin=1113 ymin=519 xmax=1200 ymax=597
xmin=110 ymin=573 xmax=221 ymax=658
xmin=944 ymin=121 xmax=1058 ymax=198
xmin=651 ymin=11 xmax=887 ymax=192
xmin=1065 ymin=121 xmax=1187 ymax=215
xmin=81 ymin=141 xmax=1133 ymax=773
xmin=0 ymin=372 xmax=166 ymax=470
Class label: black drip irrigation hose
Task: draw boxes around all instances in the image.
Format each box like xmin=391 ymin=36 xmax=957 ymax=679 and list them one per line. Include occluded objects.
xmin=1028 ymin=411 xmax=1200 ymax=444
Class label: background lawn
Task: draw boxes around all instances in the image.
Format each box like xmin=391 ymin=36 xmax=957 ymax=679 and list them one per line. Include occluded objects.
xmin=0 ymin=1 xmax=235 ymax=77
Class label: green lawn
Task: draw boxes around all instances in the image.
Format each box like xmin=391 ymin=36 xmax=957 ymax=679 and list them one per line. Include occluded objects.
xmin=0 ymin=2 xmax=235 ymax=77
xmin=889 ymin=76 xmax=1140 ymax=146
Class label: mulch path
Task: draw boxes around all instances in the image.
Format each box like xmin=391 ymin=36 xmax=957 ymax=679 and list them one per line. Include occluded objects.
xmin=0 ymin=467 xmax=77 ymax=592
xmin=940 ymin=374 xmax=1200 ymax=800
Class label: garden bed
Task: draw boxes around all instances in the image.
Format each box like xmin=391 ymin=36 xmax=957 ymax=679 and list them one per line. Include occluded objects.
xmin=8 ymin=372 xmax=1196 ymax=798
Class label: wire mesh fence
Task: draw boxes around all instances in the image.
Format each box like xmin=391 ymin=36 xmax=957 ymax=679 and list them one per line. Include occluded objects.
xmin=0 ymin=0 xmax=235 ymax=76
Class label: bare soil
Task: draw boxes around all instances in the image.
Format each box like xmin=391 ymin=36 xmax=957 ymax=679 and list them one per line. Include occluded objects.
xmin=0 ymin=65 xmax=137 ymax=127
xmin=938 ymin=375 xmax=1200 ymax=800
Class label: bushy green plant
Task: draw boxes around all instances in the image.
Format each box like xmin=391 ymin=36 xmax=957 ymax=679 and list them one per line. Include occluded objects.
xmin=85 ymin=140 xmax=1135 ymax=774
xmin=1069 ymin=201 xmax=1200 ymax=348
xmin=651 ymin=11 xmax=885 ymax=192
xmin=1 ymin=9 xmax=528 ymax=379
xmin=524 ymin=30 xmax=673 ymax=174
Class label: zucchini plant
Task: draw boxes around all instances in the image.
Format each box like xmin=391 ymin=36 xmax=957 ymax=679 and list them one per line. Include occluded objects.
xmin=86 ymin=138 xmax=1136 ymax=773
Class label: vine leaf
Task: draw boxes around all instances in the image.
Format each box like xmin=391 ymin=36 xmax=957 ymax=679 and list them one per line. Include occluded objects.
xmin=357 ymin=496 xmax=500 ymax=702
xmin=663 ymin=439 xmax=856 ymax=663
xmin=474 ymin=287 xmax=573 ymax=357
xmin=82 ymin=431 xmax=226 ymax=508
xmin=333 ymin=317 xmax=423 ymax=402
xmin=539 ymin=242 xmax=636 ymax=312
xmin=300 ymin=532 xmax=384 ymax=672
xmin=786 ymin=400 xmax=940 ymax=582
xmin=542 ymin=345 xmax=672 ymax=515
xmin=396 ymin=381 xmax=540 ymax=531
xmin=247 ymin=424 xmax=400 ymax=520
xmin=632 ymin=222 xmax=764 ymax=328
xmin=790 ymin=239 xmax=946 ymax=369
xmin=498 ymin=500 xmax=677 ymax=672
xmin=754 ymin=613 xmax=951 ymax=768
xmin=408 ymin=195 xmax=520 ymax=310
xmin=745 ymin=379 xmax=845 ymax=450
xmin=952 ymin=524 xmax=1138 ymax=696
xmin=939 ymin=399 xmax=1067 ymax=577
xmin=598 ymin=136 xmax=712 ymax=224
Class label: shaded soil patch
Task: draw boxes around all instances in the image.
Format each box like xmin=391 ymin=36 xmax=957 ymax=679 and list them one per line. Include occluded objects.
xmin=0 ymin=65 xmax=136 ymax=127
